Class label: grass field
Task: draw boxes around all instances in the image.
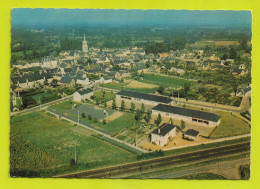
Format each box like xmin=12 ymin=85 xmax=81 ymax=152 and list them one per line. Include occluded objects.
xmin=49 ymin=101 xmax=81 ymax=113
xmin=10 ymin=111 xmax=137 ymax=177
xmin=32 ymin=92 xmax=54 ymax=101
xmin=209 ymin=111 xmax=251 ymax=139
xmin=140 ymin=74 xmax=192 ymax=88
xmin=94 ymin=90 xmax=116 ymax=102
xmin=100 ymin=81 xmax=158 ymax=93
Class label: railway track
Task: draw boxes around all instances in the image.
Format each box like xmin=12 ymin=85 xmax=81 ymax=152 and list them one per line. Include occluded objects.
xmin=55 ymin=142 xmax=250 ymax=178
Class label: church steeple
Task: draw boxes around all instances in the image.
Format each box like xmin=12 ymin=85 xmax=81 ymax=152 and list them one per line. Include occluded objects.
xmin=82 ymin=33 xmax=88 ymax=53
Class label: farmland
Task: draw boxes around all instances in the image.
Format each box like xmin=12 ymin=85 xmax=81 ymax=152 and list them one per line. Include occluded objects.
xmin=10 ymin=111 xmax=137 ymax=177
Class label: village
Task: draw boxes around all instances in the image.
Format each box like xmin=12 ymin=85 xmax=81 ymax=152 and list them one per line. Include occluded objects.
xmin=10 ymin=33 xmax=251 ymax=152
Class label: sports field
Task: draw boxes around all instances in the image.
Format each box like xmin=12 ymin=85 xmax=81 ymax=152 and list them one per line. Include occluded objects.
xmin=140 ymin=74 xmax=192 ymax=88
xmin=10 ymin=111 xmax=137 ymax=177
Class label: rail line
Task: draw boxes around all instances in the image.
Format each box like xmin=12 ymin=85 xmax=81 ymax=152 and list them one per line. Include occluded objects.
xmin=55 ymin=142 xmax=250 ymax=178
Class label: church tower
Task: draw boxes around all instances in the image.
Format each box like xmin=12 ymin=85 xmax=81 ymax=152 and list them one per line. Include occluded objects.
xmin=82 ymin=33 xmax=88 ymax=53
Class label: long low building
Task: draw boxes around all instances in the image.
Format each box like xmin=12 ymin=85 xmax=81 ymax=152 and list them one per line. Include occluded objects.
xmin=116 ymin=90 xmax=173 ymax=106
xmin=152 ymin=104 xmax=221 ymax=127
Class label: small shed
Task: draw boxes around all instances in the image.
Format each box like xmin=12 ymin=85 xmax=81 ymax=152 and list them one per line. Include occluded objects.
xmin=183 ymin=129 xmax=199 ymax=141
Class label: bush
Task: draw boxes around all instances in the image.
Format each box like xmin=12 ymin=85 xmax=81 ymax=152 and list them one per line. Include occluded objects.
xmin=70 ymin=159 xmax=76 ymax=166
xmin=102 ymin=119 xmax=107 ymax=125
xmin=87 ymin=114 xmax=92 ymax=120
xmin=93 ymin=117 xmax=98 ymax=123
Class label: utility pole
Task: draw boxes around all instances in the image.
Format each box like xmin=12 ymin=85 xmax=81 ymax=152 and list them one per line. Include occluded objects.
xmin=77 ymin=110 xmax=80 ymax=124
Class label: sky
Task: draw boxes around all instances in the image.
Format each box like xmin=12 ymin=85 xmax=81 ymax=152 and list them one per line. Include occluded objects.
xmin=11 ymin=9 xmax=252 ymax=28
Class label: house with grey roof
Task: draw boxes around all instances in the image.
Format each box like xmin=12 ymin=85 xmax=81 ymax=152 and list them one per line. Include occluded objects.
xmin=73 ymin=88 xmax=94 ymax=102
xmin=151 ymin=123 xmax=177 ymax=146
xmin=152 ymin=104 xmax=221 ymax=127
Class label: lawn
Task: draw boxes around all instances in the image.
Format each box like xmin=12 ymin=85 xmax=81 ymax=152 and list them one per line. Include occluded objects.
xmin=103 ymin=113 xmax=136 ymax=134
xmin=140 ymin=74 xmax=192 ymax=88
xmin=10 ymin=111 xmax=137 ymax=177
xmin=100 ymin=81 xmax=158 ymax=93
xmin=94 ymin=90 xmax=116 ymax=102
xmin=49 ymin=101 xmax=81 ymax=113
xmin=32 ymin=92 xmax=54 ymax=101
xmin=209 ymin=111 xmax=251 ymax=139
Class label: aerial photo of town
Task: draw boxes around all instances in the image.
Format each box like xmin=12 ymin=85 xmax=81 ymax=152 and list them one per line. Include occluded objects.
xmin=10 ymin=9 xmax=251 ymax=179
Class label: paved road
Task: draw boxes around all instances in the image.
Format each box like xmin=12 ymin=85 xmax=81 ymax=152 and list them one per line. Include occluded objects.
xmin=10 ymin=95 xmax=73 ymax=116
xmin=146 ymin=158 xmax=250 ymax=179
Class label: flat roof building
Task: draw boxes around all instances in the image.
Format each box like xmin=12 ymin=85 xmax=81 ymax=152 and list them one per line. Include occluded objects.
xmin=116 ymin=90 xmax=173 ymax=107
xmin=152 ymin=104 xmax=221 ymax=127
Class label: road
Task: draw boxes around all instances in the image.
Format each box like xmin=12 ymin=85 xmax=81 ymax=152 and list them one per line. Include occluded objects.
xmin=10 ymin=94 xmax=73 ymax=116
xmin=147 ymin=158 xmax=250 ymax=179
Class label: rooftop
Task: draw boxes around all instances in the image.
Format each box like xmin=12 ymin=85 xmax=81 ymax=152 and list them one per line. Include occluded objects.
xmin=117 ymin=90 xmax=172 ymax=104
xmin=151 ymin=123 xmax=176 ymax=137
xmin=152 ymin=104 xmax=220 ymax=122
xmin=184 ymin=129 xmax=199 ymax=137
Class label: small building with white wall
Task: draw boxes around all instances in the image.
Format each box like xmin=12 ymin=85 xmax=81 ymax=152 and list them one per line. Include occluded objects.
xmin=73 ymin=88 xmax=94 ymax=102
xmin=183 ymin=129 xmax=199 ymax=141
xmin=152 ymin=104 xmax=221 ymax=127
xmin=151 ymin=123 xmax=177 ymax=146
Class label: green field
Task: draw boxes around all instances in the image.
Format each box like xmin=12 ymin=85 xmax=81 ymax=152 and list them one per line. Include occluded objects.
xmin=100 ymin=82 xmax=157 ymax=93
xmin=94 ymin=90 xmax=116 ymax=102
xmin=49 ymin=101 xmax=81 ymax=113
xmin=10 ymin=111 xmax=137 ymax=177
xmin=209 ymin=111 xmax=251 ymax=139
xmin=32 ymin=92 xmax=54 ymax=101
xmin=140 ymin=74 xmax=192 ymax=88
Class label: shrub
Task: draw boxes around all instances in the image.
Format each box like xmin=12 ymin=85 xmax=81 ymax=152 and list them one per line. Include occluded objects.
xmin=87 ymin=114 xmax=92 ymax=120
xmin=102 ymin=119 xmax=107 ymax=125
xmin=93 ymin=117 xmax=98 ymax=123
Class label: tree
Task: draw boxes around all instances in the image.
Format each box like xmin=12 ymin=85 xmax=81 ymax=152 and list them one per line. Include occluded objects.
xmin=135 ymin=109 xmax=143 ymax=122
xmin=157 ymin=86 xmax=165 ymax=94
xmin=141 ymin=103 xmax=145 ymax=113
xmin=87 ymin=114 xmax=92 ymax=120
xmin=121 ymin=100 xmax=125 ymax=111
xmin=171 ymin=35 xmax=187 ymax=50
xmin=154 ymin=113 xmax=162 ymax=126
xmin=181 ymin=120 xmax=186 ymax=130
xmin=144 ymin=110 xmax=151 ymax=123
xmin=93 ymin=117 xmax=98 ymax=123
xmin=130 ymin=102 xmax=135 ymax=113
xmin=112 ymin=99 xmax=117 ymax=110
xmin=95 ymin=98 xmax=99 ymax=105
xmin=169 ymin=118 xmax=174 ymax=125
xmin=184 ymin=83 xmax=191 ymax=94
xmin=104 ymin=101 xmax=107 ymax=108
xmin=81 ymin=112 xmax=86 ymax=118
xmin=239 ymin=38 xmax=248 ymax=51
xmin=102 ymin=119 xmax=107 ymax=125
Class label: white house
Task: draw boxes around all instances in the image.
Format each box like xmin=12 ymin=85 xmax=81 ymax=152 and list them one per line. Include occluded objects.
xmin=73 ymin=88 xmax=94 ymax=102
xmin=76 ymin=77 xmax=90 ymax=86
xmin=99 ymin=76 xmax=113 ymax=84
xmin=152 ymin=104 xmax=221 ymax=127
xmin=151 ymin=123 xmax=177 ymax=146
